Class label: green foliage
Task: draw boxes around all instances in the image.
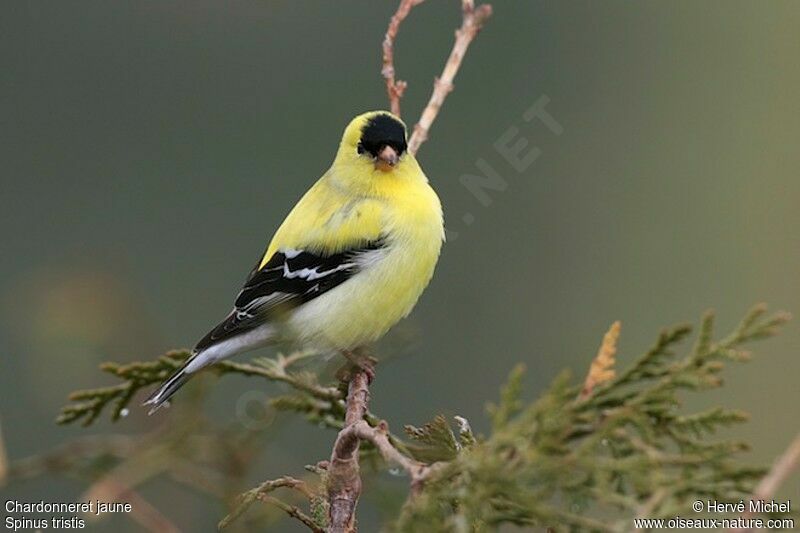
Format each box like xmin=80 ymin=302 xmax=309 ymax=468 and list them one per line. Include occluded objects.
xmin=404 ymin=415 xmax=460 ymax=462
xmin=57 ymin=350 xmax=344 ymax=427
xmin=392 ymin=306 xmax=791 ymax=532
xmin=57 ymin=350 xmax=190 ymax=426
xmin=41 ymin=305 xmax=791 ymax=532
xmin=486 ymin=363 xmax=526 ymax=431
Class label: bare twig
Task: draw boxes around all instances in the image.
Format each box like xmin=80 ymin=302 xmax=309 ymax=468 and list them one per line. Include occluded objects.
xmin=407 ymin=0 xmax=493 ymax=154
xmin=326 ymin=368 xmax=440 ymax=531
xmin=381 ymin=0 xmax=493 ymax=153
xmin=342 ymin=419 xmax=434 ymax=495
xmin=80 ymin=442 xmax=181 ymax=533
xmin=229 ymin=353 xmax=341 ymax=402
xmin=85 ymin=479 xmax=180 ymax=533
xmin=327 ymin=371 xmax=371 ymax=533
xmin=256 ymin=475 xmax=315 ymax=499
xmin=123 ymin=489 xmax=181 ymax=533
xmin=382 ymin=0 xmax=426 ymax=116
xmin=257 ymin=494 xmax=324 ymax=533
xmin=749 ymin=432 xmax=800 ymax=501
xmin=219 ymin=475 xmax=319 ymax=531
xmin=731 ymin=432 xmax=800 ymax=532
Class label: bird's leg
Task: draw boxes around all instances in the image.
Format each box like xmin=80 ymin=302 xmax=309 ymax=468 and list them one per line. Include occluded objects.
xmin=337 ymin=348 xmax=377 ymax=384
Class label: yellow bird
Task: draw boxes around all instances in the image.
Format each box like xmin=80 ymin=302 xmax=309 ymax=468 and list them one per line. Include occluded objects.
xmin=145 ymin=111 xmax=444 ymax=411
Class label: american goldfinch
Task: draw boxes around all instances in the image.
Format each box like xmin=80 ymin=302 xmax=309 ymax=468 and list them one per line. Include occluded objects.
xmin=145 ymin=111 xmax=444 ymax=412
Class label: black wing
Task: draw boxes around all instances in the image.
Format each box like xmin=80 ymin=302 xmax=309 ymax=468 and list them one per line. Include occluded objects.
xmin=195 ymin=240 xmax=385 ymax=351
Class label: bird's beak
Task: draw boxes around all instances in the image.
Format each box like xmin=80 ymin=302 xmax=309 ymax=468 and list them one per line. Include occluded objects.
xmin=375 ymin=145 xmax=399 ymax=171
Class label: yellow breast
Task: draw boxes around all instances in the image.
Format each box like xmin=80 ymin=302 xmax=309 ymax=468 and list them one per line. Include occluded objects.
xmin=272 ymin=159 xmax=444 ymax=350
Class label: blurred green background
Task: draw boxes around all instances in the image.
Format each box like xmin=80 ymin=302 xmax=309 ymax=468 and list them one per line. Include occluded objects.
xmin=2 ymin=1 xmax=798 ymax=531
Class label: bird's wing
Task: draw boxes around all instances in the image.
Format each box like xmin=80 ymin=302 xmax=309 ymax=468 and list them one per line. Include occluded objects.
xmin=195 ymin=239 xmax=385 ymax=351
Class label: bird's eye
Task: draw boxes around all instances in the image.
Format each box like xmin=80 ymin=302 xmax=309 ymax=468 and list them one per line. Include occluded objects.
xmin=357 ymin=142 xmax=365 ymax=155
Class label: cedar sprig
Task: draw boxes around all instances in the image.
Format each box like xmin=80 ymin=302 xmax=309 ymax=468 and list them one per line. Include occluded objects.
xmin=57 ymin=350 xmax=340 ymax=427
xmin=393 ymin=305 xmax=790 ymax=532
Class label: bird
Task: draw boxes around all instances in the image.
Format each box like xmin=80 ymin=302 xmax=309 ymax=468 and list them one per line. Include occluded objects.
xmin=144 ymin=111 xmax=444 ymax=412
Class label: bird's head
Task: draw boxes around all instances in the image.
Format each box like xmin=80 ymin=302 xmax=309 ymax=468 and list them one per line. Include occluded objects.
xmin=334 ymin=111 xmax=413 ymax=177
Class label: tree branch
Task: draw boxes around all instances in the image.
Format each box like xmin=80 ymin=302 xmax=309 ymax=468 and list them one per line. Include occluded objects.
xmin=319 ymin=14 xmax=503 ymax=524
xmin=84 ymin=478 xmax=180 ymax=533
xmin=17 ymin=303 xmax=791 ymax=531
xmin=324 ymin=5 xmax=497 ymax=510
xmin=326 ymin=371 xmax=370 ymax=533
xmin=257 ymin=494 xmax=324 ymax=533
xmin=325 ymin=366 xmax=448 ymax=532
xmin=731 ymin=432 xmax=800 ymax=532
xmin=382 ymin=0 xmax=425 ymax=116
xmin=381 ymin=0 xmax=493 ymax=154
xmin=219 ymin=475 xmax=320 ymax=531
xmin=408 ymin=0 xmax=493 ymax=154
xmin=57 ymin=350 xmax=340 ymax=427
xmin=342 ymin=419 xmax=436 ymax=496
xmin=750 ymin=432 xmax=800 ymax=503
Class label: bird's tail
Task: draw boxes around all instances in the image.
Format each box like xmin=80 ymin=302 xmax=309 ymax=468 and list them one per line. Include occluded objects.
xmin=143 ymin=351 xmax=205 ymax=414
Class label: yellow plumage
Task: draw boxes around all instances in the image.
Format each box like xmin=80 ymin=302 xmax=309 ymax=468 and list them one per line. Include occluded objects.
xmin=145 ymin=110 xmax=443 ymax=410
xmin=266 ymin=111 xmax=444 ymax=348
xmin=262 ymin=112 xmax=441 ymax=263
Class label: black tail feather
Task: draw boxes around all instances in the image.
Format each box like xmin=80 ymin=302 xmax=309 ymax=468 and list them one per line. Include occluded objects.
xmin=143 ymin=363 xmax=193 ymax=415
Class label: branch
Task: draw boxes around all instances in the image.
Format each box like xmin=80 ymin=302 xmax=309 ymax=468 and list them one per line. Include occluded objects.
xmin=14 ymin=302 xmax=792 ymax=530
xmin=56 ymin=351 xmax=191 ymax=426
xmin=750 ymin=432 xmax=800 ymax=502
xmin=408 ymin=0 xmax=493 ymax=154
xmin=381 ymin=0 xmax=493 ymax=153
xmin=84 ymin=478 xmax=180 ymax=533
xmin=257 ymin=494 xmax=323 ymax=533
xmin=342 ymin=419 xmax=434 ymax=495
xmin=326 ymin=371 xmax=370 ymax=533
xmin=57 ymin=350 xmax=340 ymax=426
xmin=219 ymin=476 xmax=320 ymax=531
xmin=382 ymin=0 xmax=425 ymax=116
xmin=325 ymin=366 xmax=444 ymax=532
xmin=227 ymin=353 xmax=342 ymax=403
xmin=395 ymin=305 xmax=790 ymax=530
xmin=731 ymin=432 xmax=800 ymax=532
